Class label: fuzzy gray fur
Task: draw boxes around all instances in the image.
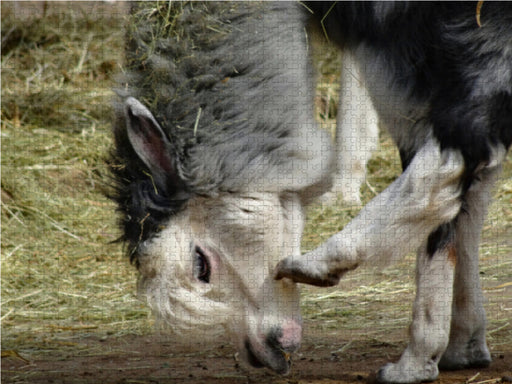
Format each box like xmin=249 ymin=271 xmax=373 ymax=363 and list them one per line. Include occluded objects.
xmin=110 ymin=2 xmax=333 ymax=252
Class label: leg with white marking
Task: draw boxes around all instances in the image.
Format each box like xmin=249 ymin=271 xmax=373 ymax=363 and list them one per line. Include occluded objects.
xmin=276 ymin=139 xmax=464 ymax=286
xmin=378 ymin=238 xmax=456 ymax=383
xmin=439 ymin=165 xmax=501 ymax=370
xmin=331 ymin=51 xmax=379 ymax=205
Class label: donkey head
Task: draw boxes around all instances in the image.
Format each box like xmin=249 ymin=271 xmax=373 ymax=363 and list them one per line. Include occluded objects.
xmin=120 ymin=97 xmax=304 ymax=374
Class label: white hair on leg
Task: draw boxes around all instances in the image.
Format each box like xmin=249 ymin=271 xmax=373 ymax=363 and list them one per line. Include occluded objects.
xmin=276 ymin=138 xmax=465 ymax=285
xmin=378 ymin=241 xmax=455 ymax=383
xmin=333 ymin=51 xmax=379 ymax=206
xmin=439 ymin=156 xmax=503 ymax=369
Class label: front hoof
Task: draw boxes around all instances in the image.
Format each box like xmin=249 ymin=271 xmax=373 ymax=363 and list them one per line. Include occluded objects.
xmin=377 ymin=362 xmax=438 ymax=384
xmin=438 ymin=342 xmax=491 ymax=370
xmin=438 ymin=354 xmax=491 ymax=371
xmin=274 ymin=259 xmax=341 ymax=287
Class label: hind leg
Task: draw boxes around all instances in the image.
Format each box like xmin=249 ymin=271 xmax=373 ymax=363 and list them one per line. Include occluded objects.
xmin=332 ymin=51 xmax=379 ymax=205
xmin=439 ymin=166 xmax=501 ymax=370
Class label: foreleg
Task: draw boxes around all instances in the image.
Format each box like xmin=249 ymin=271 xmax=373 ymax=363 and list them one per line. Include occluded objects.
xmin=439 ymin=165 xmax=501 ymax=370
xmin=275 ymin=138 xmax=464 ymax=286
xmin=378 ymin=237 xmax=456 ymax=383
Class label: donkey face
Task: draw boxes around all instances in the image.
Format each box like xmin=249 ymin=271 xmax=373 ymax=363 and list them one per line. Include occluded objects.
xmin=122 ymin=98 xmax=303 ymax=374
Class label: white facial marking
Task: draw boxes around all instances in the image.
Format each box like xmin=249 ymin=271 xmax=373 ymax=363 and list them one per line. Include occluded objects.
xmin=137 ymin=192 xmax=304 ymax=372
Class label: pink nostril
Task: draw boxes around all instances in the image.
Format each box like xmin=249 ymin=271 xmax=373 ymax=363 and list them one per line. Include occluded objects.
xmin=278 ymin=319 xmax=302 ymax=350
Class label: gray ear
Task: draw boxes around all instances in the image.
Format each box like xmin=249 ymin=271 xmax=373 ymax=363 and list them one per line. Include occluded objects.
xmin=124 ymin=97 xmax=178 ymax=187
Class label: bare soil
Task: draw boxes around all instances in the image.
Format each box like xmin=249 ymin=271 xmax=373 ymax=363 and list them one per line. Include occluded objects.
xmin=3 ymin=328 xmax=511 ymax=384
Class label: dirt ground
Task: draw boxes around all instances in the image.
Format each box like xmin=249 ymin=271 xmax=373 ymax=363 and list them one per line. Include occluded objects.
xmin=3 ymin=326 xmax=511 ymax=384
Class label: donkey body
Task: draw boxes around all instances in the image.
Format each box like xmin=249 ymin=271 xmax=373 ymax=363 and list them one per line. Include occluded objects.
xmin=111 ymin=2 xmax=512 ymax=382
xmin=277 ymin=2 xmax=512 ymax=383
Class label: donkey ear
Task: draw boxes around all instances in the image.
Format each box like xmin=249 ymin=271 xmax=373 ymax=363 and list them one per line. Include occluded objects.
xmin=124 ymin=97 xmax=176 ymax=185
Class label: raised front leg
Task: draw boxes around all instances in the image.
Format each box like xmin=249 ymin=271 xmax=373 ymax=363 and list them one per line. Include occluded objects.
xmin=378 ymin=238 xmax=456 ymax=383
xmin=439 ymin=166 xmax=500 ymax=370
xmin=275 ymin=138 xmax=464 ymax=286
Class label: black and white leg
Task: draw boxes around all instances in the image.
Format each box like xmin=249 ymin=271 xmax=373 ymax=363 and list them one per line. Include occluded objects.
xmin=379 ymin=153 xmax=504 ymax=382
xmin=276 ymin=142 xmax=507 ymax=382
xmin=439 ymin=165 xmax=501 ymax=370
xmin=378 ymin=230 xmax=456 ymax=383
xmin=275 ymin=137 xmax=465 ymax=286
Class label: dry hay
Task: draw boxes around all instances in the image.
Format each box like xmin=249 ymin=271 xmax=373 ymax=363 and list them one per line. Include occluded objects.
xmin=1 ymin=1 xmax=511 ymax=376
xmin=1 ymin=2 xmax=153 ymax=354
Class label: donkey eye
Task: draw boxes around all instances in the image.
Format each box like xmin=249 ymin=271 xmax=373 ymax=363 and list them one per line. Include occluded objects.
xmin=194 ymin=246 xmax=211 ymax=283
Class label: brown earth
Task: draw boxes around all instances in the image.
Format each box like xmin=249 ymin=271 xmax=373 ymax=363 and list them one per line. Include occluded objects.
xmin=3 ymin=329 xmax=511 ymax=384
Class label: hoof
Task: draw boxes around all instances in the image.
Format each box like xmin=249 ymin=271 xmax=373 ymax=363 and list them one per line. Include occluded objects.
xmin=377 ymin=361 xmax=438 ymax=383
xmin=439 ymin=346 xmax=491 ymax=370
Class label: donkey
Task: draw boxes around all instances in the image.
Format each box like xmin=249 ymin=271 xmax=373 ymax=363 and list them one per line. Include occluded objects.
xmin=110 ymin=1 xmax=512 ymax=383
xmin=276 ymin=2 xmax=512 ymax=383
xmin=110 ymin=2 xmax=333 ymax=375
